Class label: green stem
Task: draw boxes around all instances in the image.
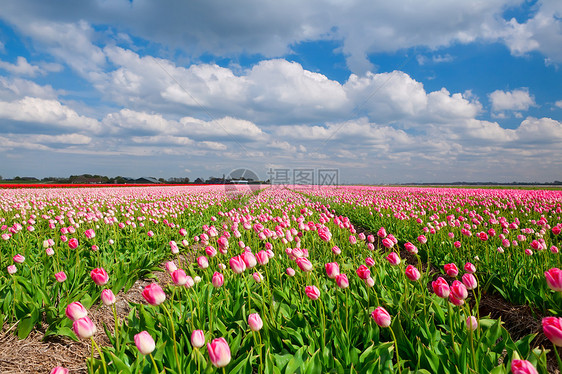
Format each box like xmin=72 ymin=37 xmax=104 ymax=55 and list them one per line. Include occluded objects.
xmin=111 ymin=304 xmax=120 ymax=352
xmin=554 ymin=345 xmax=562 ymax=374
xmin=90 ymin=337 xmax=108 ymax=374
xmin=149 ymin=353 xmax=159 ymax=374
xmin=162 ymin=303 xmax=182 ymax=374
xmin=389 ymin=326 xmax=402 ymax=374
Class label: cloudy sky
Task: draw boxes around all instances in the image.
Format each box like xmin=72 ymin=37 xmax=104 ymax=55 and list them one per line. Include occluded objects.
xmin=0 ymin=0 xmax=561 ymax=183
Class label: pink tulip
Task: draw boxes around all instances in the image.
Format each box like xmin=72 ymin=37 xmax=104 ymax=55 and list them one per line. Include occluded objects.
xmin=356 ymin=265 xmax=371 ymax=280
xmin=147 ymin=231 xmax=154 ymax=237
xmin=365 ymin=257 xmax=375 ymax=267
xmin=84 ymin=229 xmax=96 ymax=239
xmin=305 ymin=285 xmax=321 ymax=300
xmin=382 ymin=238 xmax=394 ymax=249
xmin=371 ymin=306 xmax=391 ymax=328
xmin=450 ymin=280 xmax=468 ymax=300
xmin=448 ymin=294 xmax=464 ymax=306
xmin=377 ymin=227 xmax=387 ymax=238
xmin=197 ymin=256 xmax=209 ymax=269
xmin=417 ymin=235 xmax=427 ymax=244
xmin=336 ymin=274 xmax=349 ymax=289
xmin=432 ymin=277 xmax=450 ymax=298
xmin=542 ymin=317 xmax=562 ymax=347
xmin=73 ymin=316 xmax=97 ymax=339
xmin=55 ymin=271 xmax=67 ymax=283
xmin=349 ymin=235 xmax=357 ymax=245
xmin=325 ymin=262 xmax=340 ymax=279
xmin=165 ymin=261 xmax=177 ymax=273
xmin=101 ymin=289 xmax=116 ymax=305
xmin=242 ymin=251 xmax=257 ymax=268
xmin=90 ymin=268 xmax=109 ymax=286
xmin=13 ymin=254 xmax=25 ymax=263
xmin=404 ymin=242 xmax=418 ymax=254
xmin=253 ymin=272 xmax=264 ymax=283
xmin=385 ymin=252 xmax=400 ymax=265
xmin=444 ymin=263 xmax=459 ymax=277
xmin=511 ymin=360 xmax=538 ymax=374
xmin=461 ymin=273 xmax=477 ymax=290
xmin=286 ymin=267 xmax=296 ymax=276
xmin=248 ymin=313 xmax=263 ymax=331
xmin=68 ymin=238 xmax=79 ymax=249
xmin=46 ymin=247 xmax=55 ymax=256
xmin=50 ymin=367 xmax=69 ymax=374
xmin=229 ymin=255 xmax=246 ymax=274
xmin=464 ymin=262 xmax=476 ymax=273
xmin=191 ymin=330 xmax=205 ymax=348
xmin=66 ymin=301 xmax=88 ymax=321
xmin=466 ymin=316 xmax=478 ymax=331
xmin=134 ymin=331 xmax=156 ymax=355
xmin=545 ymin=268 xmax=562 ymax=292
xmin=205 ymin=245 xmax=217 ymax=257
xmin=332 ymin=245 xmax=341 ymax=255
xmin=7 ymin=264 xmax=16 ymax=274
xmin=405 ymin=265 xmax=420 ymax=281
xmin=296 ymin=257 xmax=313 ymax=272
xmin=172 ymin=269 xmax=188 ymax=286
xmin=170 ymin=241 xmax=179 ymax=254
xmin=212 ymin=272 xmax=224 ymax=288
xmin=142 ymin=283 xmax=166 ymax=306
xmin=208 ymin=337 xmax=231 ymax=368
xmin=365 ymin=277 xmax=375 ymax=287
xmin=256 ymin=250 xmax=269 ymax=265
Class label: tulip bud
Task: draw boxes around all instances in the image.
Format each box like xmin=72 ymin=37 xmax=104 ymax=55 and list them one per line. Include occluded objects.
xmin=101 ymin=289 xmax=116 ymax=306
xmin=134 ymin=331 xmax=156 ymax=355
xmin=372 ymin=306 xmax=391 ymax=328
xmin=305 ymin=285 xmax=320 ymax=300
xmin=191 ymin=329 xmax=205 ymax=348
xmin=142 ymin=283 xmax=166 ymax=306
xmin=207 ymin=337 xmax=231 ymax=368
xmin=72 ymin=316 xmax=97 ymax=339
xmin=248 ymin=313 xmax=263 ymax=331
xmin=66 ymin=301 xmax=88 ymax=321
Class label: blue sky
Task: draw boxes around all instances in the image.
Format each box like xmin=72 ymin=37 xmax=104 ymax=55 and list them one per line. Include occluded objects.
xmin=0 ymin=0 xmax=561 ymax=183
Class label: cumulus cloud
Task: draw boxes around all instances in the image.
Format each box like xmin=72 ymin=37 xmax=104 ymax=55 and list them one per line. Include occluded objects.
xmin=0 ymin=57 xmax=44 ymax=76
xmin=489 ymin=88 xmax=535 ymax=112
xmin=3 ymin=0 xmax=561 ymax=73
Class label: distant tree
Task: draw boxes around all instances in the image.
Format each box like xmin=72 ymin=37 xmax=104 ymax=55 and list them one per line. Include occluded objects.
xmin=158 ymin=178 xmax=166 ymax=183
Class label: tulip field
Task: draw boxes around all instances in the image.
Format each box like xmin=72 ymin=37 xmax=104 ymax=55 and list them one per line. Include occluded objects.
xmin=1 ymin=185 xmax=561 ymax=373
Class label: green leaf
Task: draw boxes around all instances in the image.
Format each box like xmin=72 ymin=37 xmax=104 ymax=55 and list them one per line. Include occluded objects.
xmin=17 ymin=316 xmax=35 ymax=339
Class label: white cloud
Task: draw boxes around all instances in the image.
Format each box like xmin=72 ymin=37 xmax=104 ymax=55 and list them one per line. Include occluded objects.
xmin=555 ymin=100 xmax=562 ymax=109
xmin=2 ymin=0 xmax=551 ymax=74
xmin=0 ymin=96 xmax=101 ymax=132
xmin=0 ymin=77 xmax=59 ymax=100
xmin=0 ymin=57 xmax=44 ymax=76
xmin=489 ymin=88 xmax=535 ymax=112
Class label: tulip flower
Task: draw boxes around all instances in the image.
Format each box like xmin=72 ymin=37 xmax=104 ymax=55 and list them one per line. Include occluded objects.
xmin=191 ymin=330 xmax=205 ymax=348
xmin=50 ymin=367 xmax=69 ymax=374
xmin=356 ymin=265 xmax=370 ymax=280
xmin=296 ymin=257 xmax=313 ymax=272
xmin=229 ymin=255 xmax=246 ymax=274
xmin=256 ymin=250 xmax=269 ymax=265
xmin=385 ymin=252 xmax=400 ymax=265
xmin=462 ymin=273 xmax=478 ymax=290
xmin=101 ymin=289 xmax=116 ymax=306
xmin=248 ymin=313 xmax=263 ymax=331
xmin=371 ymin=306 xmax=391 ymax=328
xmin=332 ymin=245 xmax=341 ymax=255
xmin=13 ymin=254 xmax=25 ymax=263
xmin=444 ymin=263 xmax=459 ymax=277
xmin=511 ymin=359 xmax=538 ymax=374
xmin=90 ymin=268 xmax=109 ymax=286
xmin=68 ymin=238 xmax=79 ymax=249
xmin=66 ymin=301 xmax=88 ymax=321
xmin=142 ymin=283 xmax=166 ymax=306
xmin=208 ymin=337 xmax=231 ymax=368
xmin=450 ymin=280 xmax=468 ymax=300
xmin=405 ymin=265 xmax=420 ymax=281
xmin=305 ymin=285 xmax=320 ymax=300
xmin=134 ymin=331 xmax=156 ymax=355
xmin=212 ymin=272 xmax=224 ymax=288
xmin=365 ymin=257 xmax=375 ymax=267
xmin=335 ymin=274 xmax=349 ymax=289
xmin=466 ymin=316 xmax=478 ymax=331
xmin=172 ymin=269 xmax=188 ymax=286
xmin=73 ymin=316 xmax=97 ymax=339
xmin=464 ymin=262 xmax=476 ymax=273
xmin=165 ymin=261 xmax=177 ymax=273
xmin=432 ymin=277 xmax=450 ymax=298
xmin=7 ymin=265 xmax=16 ymax=275
xmin=325 ymin=262 xmax=340 ymax=279
xmin=542 ymin=316 xmax=562 ymax=347
xmin=286 ymin=267 xmax=296 ymax=276
xmin=545 ymin=268 xmax=562 ymax=292
xmin=197 ymin=256 xmax=209 ymax=269
xmin=55 ymin=271 xmax=67 ymax=283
